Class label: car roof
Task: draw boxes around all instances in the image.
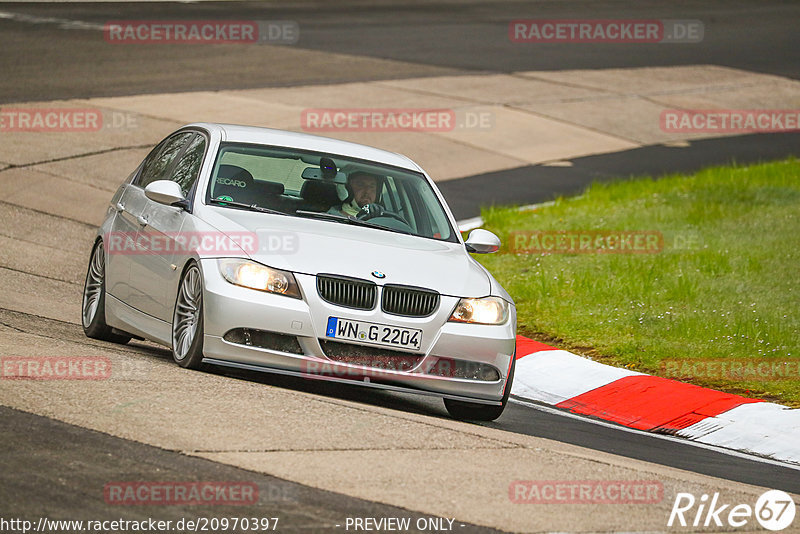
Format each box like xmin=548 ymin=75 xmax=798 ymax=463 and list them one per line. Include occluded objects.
xmin=186 ymin=122 xmax=423 ymax=173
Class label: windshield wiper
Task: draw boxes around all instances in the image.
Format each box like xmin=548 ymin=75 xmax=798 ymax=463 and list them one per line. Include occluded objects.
xmin=294 ymin=210 xmax=413 ymax=236
xmin=209 ymin=198 xmax=285 ymax=215
xmin=294 ymin=210 xmax=351 ymax=222
xmin=348 ymin=216 xmax=414 ymax=236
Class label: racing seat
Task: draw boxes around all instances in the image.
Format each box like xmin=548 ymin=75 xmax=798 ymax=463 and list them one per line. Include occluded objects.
xmin=213 ymin=165 xmax=259 ymax=205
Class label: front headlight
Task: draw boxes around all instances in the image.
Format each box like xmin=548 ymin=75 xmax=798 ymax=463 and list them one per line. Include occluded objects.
xmin=218 ymin=259 xmax=301 ymax=299
xmin=448 ymin=296 xmax=509 ymax=325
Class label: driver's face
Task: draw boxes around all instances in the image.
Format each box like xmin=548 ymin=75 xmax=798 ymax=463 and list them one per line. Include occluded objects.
xmin=349 ymin=174 xmax=378 ymax=207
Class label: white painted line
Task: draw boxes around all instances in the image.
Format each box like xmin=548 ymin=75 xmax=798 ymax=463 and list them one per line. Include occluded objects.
xmin=519 ymin=200 xmax=557 ymax=211
xmin=456 ymin=200 xmax=558 ymax=231
xmin=457 ymin=216 xmax=484 ymax=232
xmin=510 ymin=397 xmax=800 ymax=471
xmin=0 ymin=11 xmax=106 ymax=31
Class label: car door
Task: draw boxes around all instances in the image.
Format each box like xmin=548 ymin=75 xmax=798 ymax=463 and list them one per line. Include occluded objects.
xmin=104 ymin=167 xmax=144 ymax=304
xmin=133 ymin=132 xmax=208 ymax=322
xmin=126 ymin=131 xmax=195 ymax=318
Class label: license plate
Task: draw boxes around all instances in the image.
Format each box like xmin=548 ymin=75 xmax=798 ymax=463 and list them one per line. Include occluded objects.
xmin=326 ymin=317 xmax=422 ymax=351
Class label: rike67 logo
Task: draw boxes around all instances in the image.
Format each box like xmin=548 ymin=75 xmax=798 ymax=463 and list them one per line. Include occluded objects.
xmin=668 ymin=490 xmax=796 ymax=531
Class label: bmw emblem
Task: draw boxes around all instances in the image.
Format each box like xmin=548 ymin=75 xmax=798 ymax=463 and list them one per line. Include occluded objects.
xmin=371 ymin=270 xmax=386 ymax=279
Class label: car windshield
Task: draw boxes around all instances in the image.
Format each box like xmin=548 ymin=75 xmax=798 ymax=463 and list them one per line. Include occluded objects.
xmin=206 ymin=142 xmax=458 ymax=242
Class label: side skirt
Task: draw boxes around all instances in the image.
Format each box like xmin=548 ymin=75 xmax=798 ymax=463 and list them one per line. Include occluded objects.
xmin=106 ymin=294 xmax=172 ymax=346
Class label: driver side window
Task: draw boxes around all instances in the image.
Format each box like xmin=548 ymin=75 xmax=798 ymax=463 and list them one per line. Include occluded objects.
xmin=170 ymin=134 xmax=207 ymax=196
xmin=135 ymin=132 xmax=194 ymax=189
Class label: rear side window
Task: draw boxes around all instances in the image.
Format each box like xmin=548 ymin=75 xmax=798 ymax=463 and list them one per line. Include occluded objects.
xmin=170 ymin=134 xmax=207 ymax=196
xmin=136 ymin=132 xmax=194 ymax=188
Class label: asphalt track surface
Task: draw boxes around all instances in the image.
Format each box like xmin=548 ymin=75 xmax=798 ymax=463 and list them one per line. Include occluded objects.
xmin=441 ymin=131 xmax=800 ymax=218
xmin=2 ymin=0 xmax=799 ymax=530
xmin=0 ymin=0 xmax=798 ymax=103
xmin=0 ymin=405 xmax=502 ymax=533
xmin=2 ymin=0 xmax=799 ymax=219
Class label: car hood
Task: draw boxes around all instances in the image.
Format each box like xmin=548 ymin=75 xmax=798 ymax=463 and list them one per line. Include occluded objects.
xmin=200 ymin=207 xmax=491 ymax=297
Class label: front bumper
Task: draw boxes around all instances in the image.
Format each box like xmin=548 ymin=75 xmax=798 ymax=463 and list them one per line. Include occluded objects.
xmin=199 ymin=259 xmax=516 ymax=403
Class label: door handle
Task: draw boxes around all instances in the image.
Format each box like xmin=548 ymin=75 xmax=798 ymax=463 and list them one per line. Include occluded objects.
xmin=137 ymin=215 xmax=149 ymax=226
xmin=114 ymin=202 xmax=125 ymax=212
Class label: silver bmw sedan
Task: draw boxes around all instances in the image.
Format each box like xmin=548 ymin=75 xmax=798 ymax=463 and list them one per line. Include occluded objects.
xmin=82 ymin=123 xmax=516 ymax=420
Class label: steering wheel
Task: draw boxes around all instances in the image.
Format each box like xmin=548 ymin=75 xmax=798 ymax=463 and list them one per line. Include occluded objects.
xmin=356 ymin=203 xmax=410 ymax=226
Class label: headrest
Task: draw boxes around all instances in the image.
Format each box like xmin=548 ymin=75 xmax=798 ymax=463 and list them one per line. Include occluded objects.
xmin=257 ymin=180 xmax=285 ymax=196
xmin=301 ymin=180 xmax=340 ymax=204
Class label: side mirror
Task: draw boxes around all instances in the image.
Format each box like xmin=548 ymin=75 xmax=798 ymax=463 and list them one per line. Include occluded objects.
xmin=465 ymin=229 xmax=501 ymax=254
xmin=144 ymin=180 xmax=188 ymax=208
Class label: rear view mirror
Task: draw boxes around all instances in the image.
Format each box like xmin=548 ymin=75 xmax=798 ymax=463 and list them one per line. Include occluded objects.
xmin=301 ymin=167 xmax=347 ymax=184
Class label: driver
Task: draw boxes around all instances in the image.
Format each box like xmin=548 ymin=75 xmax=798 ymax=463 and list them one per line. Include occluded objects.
xmin=328 ymin=171 xmax=381 ymax=217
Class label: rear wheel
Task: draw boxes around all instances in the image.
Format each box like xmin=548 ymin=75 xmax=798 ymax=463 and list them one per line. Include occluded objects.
xmin=82 ymin=241 xmax=131 ymax=344
xmin=444 ymin=357 xmax=515 ymax=421
xmin=171 ymin=263 xmax=205 ymax=369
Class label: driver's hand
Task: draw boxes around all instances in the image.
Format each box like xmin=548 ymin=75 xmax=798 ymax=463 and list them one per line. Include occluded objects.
xmin=357 ymin=203 xmax=384 ymax=218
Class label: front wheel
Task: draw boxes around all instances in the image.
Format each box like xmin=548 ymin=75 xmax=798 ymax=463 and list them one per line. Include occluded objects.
xmin=444 ymin=357 xmax=515 ymax=421
xmin=82 ymin=241 xmax=131 ymax=344
xmin=171 ymin=263 xmax=206 ymax=369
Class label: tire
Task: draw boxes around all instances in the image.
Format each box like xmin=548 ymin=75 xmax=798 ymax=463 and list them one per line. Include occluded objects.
xmin=82 ymin=241 xmax=131 ymax=344
xmin=171 ymin=263 xmax=206 ymax=369
xmin=444 ymin=356 xmax=515 ymax=422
